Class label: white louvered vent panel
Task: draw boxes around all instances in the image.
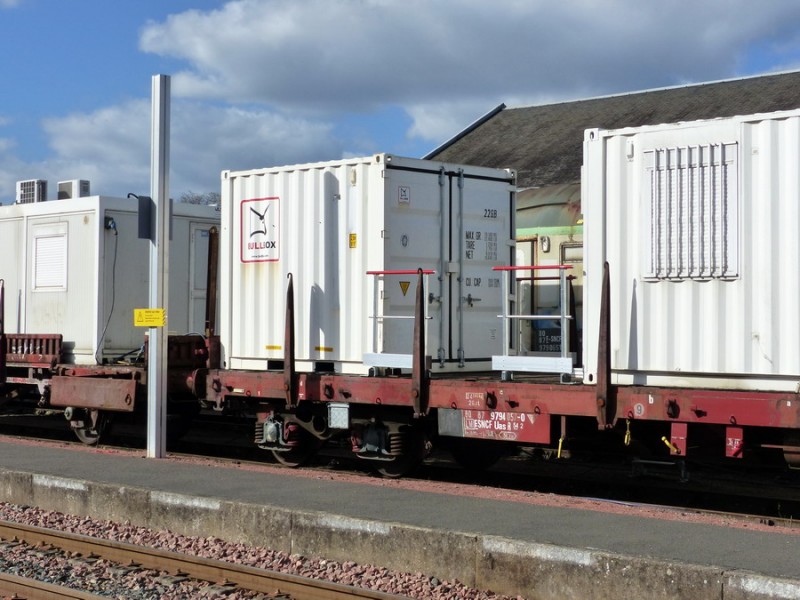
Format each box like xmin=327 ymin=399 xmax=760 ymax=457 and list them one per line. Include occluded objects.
xmin=645 ymin=143 xmax=738 ymax=280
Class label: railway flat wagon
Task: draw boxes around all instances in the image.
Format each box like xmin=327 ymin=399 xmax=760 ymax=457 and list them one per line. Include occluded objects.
xmin=210 ymin=154 xmax=516 ymax=473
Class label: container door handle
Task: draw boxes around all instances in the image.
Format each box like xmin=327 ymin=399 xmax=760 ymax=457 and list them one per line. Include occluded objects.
xmin=462 ymin=294 xmax=482 ymax=308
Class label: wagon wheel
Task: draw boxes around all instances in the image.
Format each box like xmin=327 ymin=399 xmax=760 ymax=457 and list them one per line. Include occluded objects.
xmin=783 ymin=432 xmax=800 ymax=469
xmin=270 ymin=423 xmax=320 ymax=467
xmin=70 ymin=409 xmax=112 ymax=446
xmin=376 ymin=454 xmax=421 ymax=478
xmin=376 ymin=427 xmax=429 ymax=478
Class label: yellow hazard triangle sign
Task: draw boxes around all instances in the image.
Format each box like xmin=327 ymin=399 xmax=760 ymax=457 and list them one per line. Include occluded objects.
xmin=399 ymin=281 xmax=411 ymax=296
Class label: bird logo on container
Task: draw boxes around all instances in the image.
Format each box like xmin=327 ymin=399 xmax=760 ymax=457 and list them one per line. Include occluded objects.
xmin=249 ymin=205 xmax=270 ymax=237
xmin=241 ymin=197 xmax=279 ymax=263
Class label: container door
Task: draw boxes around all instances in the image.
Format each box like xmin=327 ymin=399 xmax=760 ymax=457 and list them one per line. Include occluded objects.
xmin=450 ymin=172 xmax=512 ymax=364
xmin=27 ymin=212 xmax=99 ymax=364
xmin=189 ymin=223 xmax=212 ymax=334
xmin=382 ymin=165 xmax=513 ymax=366
xmin=381 ymin=168 xmax=448 ymax=359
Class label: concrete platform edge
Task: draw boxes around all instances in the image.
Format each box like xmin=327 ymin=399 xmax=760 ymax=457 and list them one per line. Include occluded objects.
xmin=0 ymin=468 xmax=796 ymax=600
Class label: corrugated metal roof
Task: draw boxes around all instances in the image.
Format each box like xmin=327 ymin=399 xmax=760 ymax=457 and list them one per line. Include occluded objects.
xmin=429 ymin=71 xmax=800 ymax=189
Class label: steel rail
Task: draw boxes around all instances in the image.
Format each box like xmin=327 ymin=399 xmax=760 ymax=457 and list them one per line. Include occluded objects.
xmin=0 ymin=519 xmax=409 ymax=600
xmin=0 ymin=571 xmax=108 ymax=599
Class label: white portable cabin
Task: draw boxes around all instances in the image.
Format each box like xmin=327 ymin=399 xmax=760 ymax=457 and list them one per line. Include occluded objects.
xmin=220 ymin=153 xmax=516 ymax=374
xmin=0 ymin=196 xmax=220 ymax=364
xmin=582 ymin=108 xmax=800 ymax=392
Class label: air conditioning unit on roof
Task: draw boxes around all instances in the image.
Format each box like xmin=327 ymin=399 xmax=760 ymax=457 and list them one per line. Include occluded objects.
xmin=57 ymin=180 xmax=90 ymax=199
xmin=15 ymin=179 xmax=48 ymax=204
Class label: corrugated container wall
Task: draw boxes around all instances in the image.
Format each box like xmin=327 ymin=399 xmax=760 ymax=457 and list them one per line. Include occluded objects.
xmin=582 ymin=109 xmax=800 ymax=392
xmin=0 ymin=196 xmax=220 ymax=364
xmin=220 ymin=154 xmax=516 ymax=374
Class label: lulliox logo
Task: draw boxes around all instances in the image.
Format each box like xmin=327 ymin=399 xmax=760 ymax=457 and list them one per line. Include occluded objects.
xmin=241 ymin=197 xmax=279 ymax=262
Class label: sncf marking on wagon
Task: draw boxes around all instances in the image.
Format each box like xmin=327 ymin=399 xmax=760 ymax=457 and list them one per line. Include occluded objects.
xmin=241 ymin=197 xmax=280 ymax=263
xmin=461 ymin=409 xmax=551 ymax=444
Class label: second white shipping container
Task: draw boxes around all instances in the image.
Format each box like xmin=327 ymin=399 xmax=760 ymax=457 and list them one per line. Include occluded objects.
xmin=220 ymin=154 xmax=516 ymax=374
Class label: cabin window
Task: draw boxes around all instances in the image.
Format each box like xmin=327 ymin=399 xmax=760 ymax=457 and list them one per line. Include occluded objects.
xmin=644 ymin=143 xmax=738 ymax=280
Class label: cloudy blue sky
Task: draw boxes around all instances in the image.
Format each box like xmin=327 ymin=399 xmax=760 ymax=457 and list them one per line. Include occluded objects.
xmin=2 ymin=0 xmax=800 ymax=204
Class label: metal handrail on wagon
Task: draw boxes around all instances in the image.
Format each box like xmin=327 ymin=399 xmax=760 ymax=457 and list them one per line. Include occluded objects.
xmin=363 ymin=269 xmax=435 ymax=370
xmin=492 ymin=265 xmax=574 ymax=379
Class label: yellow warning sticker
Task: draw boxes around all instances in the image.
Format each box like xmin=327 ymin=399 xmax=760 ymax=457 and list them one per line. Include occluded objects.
xmin=349 ymin=233 xmax=357 ymax=248
xmin=399 ymin=281 xmax=410 ymax=296
xmin=315 ymin=346 xmax=334 ymax=352
xmin=265 ymin=345 xmax=282 ymax=351
xmin=134 ymin=308 xmax=166 ymax=327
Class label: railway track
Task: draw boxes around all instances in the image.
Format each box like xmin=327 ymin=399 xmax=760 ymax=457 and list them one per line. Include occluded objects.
xmin=0 ymin=519 xmax=408 ymax=600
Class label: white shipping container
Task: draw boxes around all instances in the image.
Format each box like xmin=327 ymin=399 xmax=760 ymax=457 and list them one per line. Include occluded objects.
xmin=582 ymin=108 xmax=800 ymax=392
xmin=220 ymin=153 xmax=515 ymax=374
xmin=0 ymin=196 xmax=220 ymax=364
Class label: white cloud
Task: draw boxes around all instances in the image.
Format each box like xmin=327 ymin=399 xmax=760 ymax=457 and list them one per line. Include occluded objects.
xmin=168 ymin=102 xmax=341 ymax=193
xmin=0 ymin=141 xmax=27 ymax=203
xmin=32 ymin=100 xmax=340 ymax=199
xmin=0 ymin=0 xmax=21 ymax=7
xmin=406 ymin=100 xmax=506 ymax=150
xmin=139 ymin=0 xmax=800 ymax=145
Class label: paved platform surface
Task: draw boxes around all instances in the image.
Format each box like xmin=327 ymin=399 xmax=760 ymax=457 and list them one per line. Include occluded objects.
xmin=0 ymin=437 xmax=797 ymax=599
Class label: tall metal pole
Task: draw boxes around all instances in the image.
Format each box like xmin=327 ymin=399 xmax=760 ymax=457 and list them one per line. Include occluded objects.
xmin=147 ymin=75 xmax=170 ymax=457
